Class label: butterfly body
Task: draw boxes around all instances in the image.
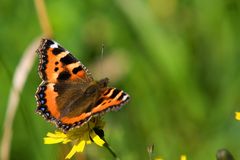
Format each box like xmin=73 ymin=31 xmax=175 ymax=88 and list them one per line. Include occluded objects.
xmin=36 ymin=39 xmax=130 ymax=132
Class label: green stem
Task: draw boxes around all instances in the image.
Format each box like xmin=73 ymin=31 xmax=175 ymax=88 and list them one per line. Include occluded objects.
xmin=104 ymin=143 xmax=120 ymax=160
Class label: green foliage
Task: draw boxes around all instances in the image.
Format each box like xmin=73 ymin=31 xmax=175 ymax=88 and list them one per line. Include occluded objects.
xmin=1 ymin=0 xmax=240 ymax=159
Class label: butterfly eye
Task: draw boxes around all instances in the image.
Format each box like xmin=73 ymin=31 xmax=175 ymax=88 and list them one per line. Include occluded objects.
xmin=84 ymin=85 xmax=98 ymax=96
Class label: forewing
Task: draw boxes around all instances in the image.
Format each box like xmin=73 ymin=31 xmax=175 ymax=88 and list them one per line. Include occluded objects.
xmin=37 ymin=38 xmax=93 ymax=83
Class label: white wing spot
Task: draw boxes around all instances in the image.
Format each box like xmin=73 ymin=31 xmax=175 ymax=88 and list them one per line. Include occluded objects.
xmin=122 ymin=94 xmax=129 ymax=101
xmin=50 ymin=43 xmax=59 ymax=48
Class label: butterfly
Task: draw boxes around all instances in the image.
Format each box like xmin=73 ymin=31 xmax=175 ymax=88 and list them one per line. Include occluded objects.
xmin=35 ymin=39 xmax=130 ymax=132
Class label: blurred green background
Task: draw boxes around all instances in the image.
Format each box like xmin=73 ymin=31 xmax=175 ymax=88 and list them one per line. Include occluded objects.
xmin=1 ymin=0 xmax=240 ymax=159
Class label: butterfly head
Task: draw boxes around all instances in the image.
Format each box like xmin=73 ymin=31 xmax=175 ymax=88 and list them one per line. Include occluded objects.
xmin=97 ymin=77 xmax=109 ymax=88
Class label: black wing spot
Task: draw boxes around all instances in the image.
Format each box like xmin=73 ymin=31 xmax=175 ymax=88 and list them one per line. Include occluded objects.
xmin=117 ymin=93 xmax=125 ymax=101
xmin=96 ymin=98 xmax=104 ymax=106
xmin=109 ymin=89 xmax=121 ymax=99
xmin=39 ymin=99 xmax=46 ymax=105
xmin=103 ymin=89 xmax=111 ymax=96
xmin=37 ymin=92 xmax=45 ymax=99
xmin=44 ymin=112 xmax=51 ymax=119
xmin=52 ymin=48 xmax=64 ymax=55
xmin=45 ymin=40 xmax=54 ymax=47
xmin=37 ymin=105 xmax=47 ymax=112
xmin=62 ymin=125 xmax=71 ymax=131
xmin=55 ymin=61 xmax=59 ymax=65
xmin=72 ymin=66 xmax=83 ymax=74
xmin=40 ymin=85 xmax=47 ymax=91
xmin=60 ymin=54 xmax=78 ymax=65
xmin=57 ymin=71 xmax=71 ymax=81
xmin=54 ymin=67 xmax=59 ymax=72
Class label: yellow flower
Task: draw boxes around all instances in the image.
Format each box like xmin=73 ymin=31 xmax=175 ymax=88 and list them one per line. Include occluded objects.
xmin=154 ymin=155 xmax=187 ymax=160
xmin=44 ymin=117 xmax=106 ymax=159
xmin=235 ymin=112 xmax=240 ymax=120
xmin=180 ymin=155 xmax=187 ymax=160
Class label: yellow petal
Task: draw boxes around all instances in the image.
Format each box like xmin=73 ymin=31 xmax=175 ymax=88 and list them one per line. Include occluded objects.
xmin=90 ymin=132 xmax=105 ymax=147
xmin=86 ymin=140 xmax=92 ymax=144
xmin=65 ymin=141 xmax=86 ymax=159
xmin=180 ymin=155 xmax=187 ymax=160
xmin=65 ymin=145 xmax=78 ymax=159
xmin=44 ymin=137 xmax=65 ymax=144
xmin=62 ymin=139 xmax=71 ymax=144
xmin=47 ymin=131 xmax=66 ymax=138
xmin=44 ymin=130 xmax=72 ymax=144
xmin=235 ymin=112 xmax=240 ymax=120
xmin=76 ymin=140 xmax=86 ymax=152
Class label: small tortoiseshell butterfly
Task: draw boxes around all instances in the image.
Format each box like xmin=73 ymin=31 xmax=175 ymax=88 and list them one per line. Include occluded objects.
xmin=35 ymin=39 xmax=130 ymax=132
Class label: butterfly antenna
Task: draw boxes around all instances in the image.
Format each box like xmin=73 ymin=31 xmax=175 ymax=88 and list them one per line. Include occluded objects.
xmin=100 ymin=42 xmax=104 ymax=76
xmin=101 ymin=43 xmax=104 ymax=61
